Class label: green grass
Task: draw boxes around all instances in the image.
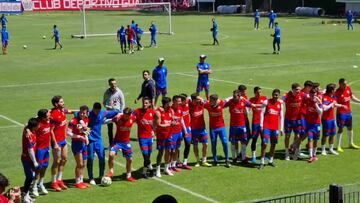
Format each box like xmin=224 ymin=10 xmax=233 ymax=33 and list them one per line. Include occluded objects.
xmin=1 ymin=11 xmax=360 ymax=203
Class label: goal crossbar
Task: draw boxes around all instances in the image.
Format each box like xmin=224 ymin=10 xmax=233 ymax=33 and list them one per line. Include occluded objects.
xmin=71 ymin=2 xmax=173 ymax=39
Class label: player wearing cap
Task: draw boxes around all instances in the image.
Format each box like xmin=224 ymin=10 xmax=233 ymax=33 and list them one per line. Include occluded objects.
xmin=196 ymin=55 xmax=212 ymax=100
xmin=152 ymin=58 xmax=168 ymax=106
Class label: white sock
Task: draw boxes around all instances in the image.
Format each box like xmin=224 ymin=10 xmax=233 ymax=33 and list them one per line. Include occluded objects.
xmin=231 ymin=144 xmax=236 ymax=160
xmin=126 ymin=172 xmax=131 ymax=178
xmin=252 ymin=151 xmax=256 ymax=158
xmin=285 ymin=148 xmax=289 ymax=156
xmin=260 ymin=157 xmax=265 ymax=164
xmin=313 ymin=148 xmax=317 ymax=156
xmin=183 ymin=159 xmax=188 ymax=165
xmin=75 ymin=177 xmax=81 ymax=184
xmin=269 ymin=157 xmax=274 ymax=163
xmin=172 ymin=161 xmax=176 ymax=167
xmin=57 ymin=172 xmax=63 ymax=181
xmin=202 ymin=157 xmax=207 ymax=163
xmin=148 ymin=164 xmax=153 ymax=170
xmin=80 ymin=175 xmax=83 ymax=182
xmin=322 ymin=145 xmax=326 ymax=152
xmin=142 ymin=167 xmax=147 ymax=174
xmin=241 ymin=144 xmax=247 ymax=161
xmin=39 ymin=178 xmax=44 ymax=186
xmin=165 ymin=164 xmax=169 ymax=170
xmin=348 ymin=130 xmax=354 ymax=145
xmin=337 ymin=133 xmax=343 ymax=148
xmin=156 ymin=165 xmax=161 ymax=171
xmin=52 ymin=175 xmax=57 ymax=183
xmin=309 ymin=148 xmax=313 ymax=158
xmin=33 ymin=179 xmax=38 ymax=188
xmin=330 ymin=144 xmax=334 ymax=151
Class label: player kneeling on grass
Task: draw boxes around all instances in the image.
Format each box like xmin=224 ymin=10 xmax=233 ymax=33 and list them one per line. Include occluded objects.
xmin=304 ymin=88 xmax=323 ymax=163
xmin=21 ymin=118 xmax=40 ymax=203
xmin=155 ymin=97 xmax=175 ymax=177
xmin=105 ymin=107 xmax=136 ymax=182
xmin=68 ymin=105 xmax=91 ymax=189
xmin=259 ymin=89 xmax=284 ymax=169
xmin=31 ymin=109 xmax=51 ymax=197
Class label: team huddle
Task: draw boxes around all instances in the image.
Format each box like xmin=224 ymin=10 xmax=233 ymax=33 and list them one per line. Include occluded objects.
xmin=19 ymin=54 xmax=360 ymax=202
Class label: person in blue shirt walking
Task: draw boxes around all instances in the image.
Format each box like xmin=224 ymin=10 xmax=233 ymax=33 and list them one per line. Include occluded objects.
xmin=268 ymin=10 xmax=277 ymax=29
xmin=1 ymin=14 xmax=7 ymax=28
xmin=135 ymin=24 xmax=144 ymax=51
xmin=211 ymin=18 xmax=219 ymax=45
xmin=149 ymin=21 xmax=157 ymax=47
xmin=1 ymin=27 xmax=9 ymax=55
xmin=117 ymin=25 xmax=126 ymax=54
xmin=254 ymin=9 xmax=260 ymax=30
xmin=196 ymin=55 xmax=212 ymax=100
xmin=52 ymin=25 xmax=63 ymax=50
xmin=152 ymin=57 xmax=168 ymax=105
xmin=346 ymin=10 xmax=354 ymax=30
xmin=86 ymin=102 xmax=118 ymax=185
xmin=131 ymin=20 xmax=137 ymax=44
xmin=271 ymin=22 xmax=280 ymax=54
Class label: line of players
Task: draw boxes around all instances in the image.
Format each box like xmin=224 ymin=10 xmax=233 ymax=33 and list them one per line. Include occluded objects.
xmin=20 ymin=77 xmax=360 ymax=202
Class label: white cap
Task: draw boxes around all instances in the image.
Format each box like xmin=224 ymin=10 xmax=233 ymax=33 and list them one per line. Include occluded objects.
xmin=200 ymin=54 xmax=207 ymax=58
xmin=158 ymin=57 xmax=165 ymax=62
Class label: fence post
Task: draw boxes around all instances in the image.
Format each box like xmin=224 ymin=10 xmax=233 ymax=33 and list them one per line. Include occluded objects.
xmin=329 ymin=184 xmax=343 ymax=203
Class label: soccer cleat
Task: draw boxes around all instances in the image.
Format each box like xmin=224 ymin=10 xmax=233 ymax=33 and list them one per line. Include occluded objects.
xmin=299 ymin=152 xmax=309 ymax=159
xmin=337 ymin=147 xmax=344 ymax=152
xmin=213 ymin=161 xmax=219 ymax=166
xmin=181 ymin=164 xmax=192 ymax=170
xmin=57 ymin=180 xmax=68 ymax=190
xmin=74 ymin=183 xmax=87 ymax=189
xmin=127 ymin=176 xmax=137 ymax=182
xmin=258 ymin=164 xmax=265 ymax=170
xmin=31 ymin=187 xmax=39 ymax=197
xmin=276 ymin=52 xmax=280 ymax=54
xmin=176 ymin=163 xmax=184 ymax=168
xmin=164 ymin=169 xmax=174 ymax=176
xmin=81 ymin=182 xmax=90 ymax=188
xmin=38 ymin=184 xmax=48 ymax=194
xmin=155 ymin=170 xmax=161 ymax=178
xmin=225 ymin=161 xmax=231 ymax=168
xmin=23 ymin=193 xmax=35 ymax=203
xmin=171 ymin=167 xmax=181 ymax=172
xmin=273 ymin=51 xmax=276 ymax=54
xmin=313 ymin=156 xmax=318 ymax=161
xmin=89 ymin=179 xmax=96 ymax=185
xmin=201 ymin=162 xmax=212 ymax=167
xmin=285 ymin=156 xmax=290 ymax=161
xmin=195 ymin=162 xmax=200 ymax=167
xmin=329 ymin=149 xmax=339 ymax=155
xmin=51 ymin=182 xmax=62 ymax=192
xmin=268 ymin=162 xmax=276 ymax=167
xmin=321 ymin=150 xmax=327 ymax=156
xmin=308 ymin=157 xmax=317 ymax=163
xmin=251 ymin=156 xmax=257 ymax=164
xmin=350 ymin=144 xmax=360 ymax=149
xmin=106 ymin=171 xmax=113 ymax=178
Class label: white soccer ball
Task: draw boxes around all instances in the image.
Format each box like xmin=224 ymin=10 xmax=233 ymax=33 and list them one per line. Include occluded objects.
xmin=23 ymin=45 xmax=27 ymax=49
xmin=101 ymin=176 xmax=112 ymax=186
xmin=42 ymin=35 xmax=46 ymax=39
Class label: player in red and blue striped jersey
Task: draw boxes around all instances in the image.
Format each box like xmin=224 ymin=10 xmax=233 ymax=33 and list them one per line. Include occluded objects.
xmin=68 ymin=105 xmax=90 ymax=189
xmin=259 ymin=89 xmax=284 ymax=169
xmin=189 ymin=93 xmax=211 ymax=167
xmin=304 ymin=89 xmax=323 ymax=163
xmin=133 ymin=97 xmax=156 ymax=179
xmin=32 ymin=109 xmax=51 ymax=196
xmin=204 ymin=94 xmax=230 ymax=167
xmin=105 ymin=107 xmax=136 ymax=182
xmin=334 ymin=78 xmax=360 ymax=152
xmin=249 ymin=87 xmax=267 ymax=163
xmin=321 ymin=84 xmax=344 ymax=156
xmin=154 ymin=97 xmax=174 ymax=177
xmin=21 ymin=118 xmax=40 ymax=203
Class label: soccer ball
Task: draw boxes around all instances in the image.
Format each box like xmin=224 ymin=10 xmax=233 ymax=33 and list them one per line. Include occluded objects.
xmin=101 ymin=177 xmax=112 ymax=187
xmin=23 ymin=45 xmax=27 ymax=49
xmin=42 ymin=35 xmax=46 ymax=39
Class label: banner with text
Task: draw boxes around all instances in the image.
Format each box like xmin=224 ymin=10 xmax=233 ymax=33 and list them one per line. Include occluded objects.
xmin=0 ymin=0 xmax=23 ymax=13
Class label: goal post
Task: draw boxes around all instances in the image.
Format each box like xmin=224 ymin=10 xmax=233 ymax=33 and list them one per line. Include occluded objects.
xmin=71 ymin=2 xmax=173 ymax=39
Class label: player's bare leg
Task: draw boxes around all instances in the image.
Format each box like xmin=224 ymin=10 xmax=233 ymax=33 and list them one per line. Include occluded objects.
xmin=268 ymin=143 xmax=276 ymax=167
xmin=125 ymin=157 xmax=135 ymax=181
xmin=201 ymin=143 xmax=211 ymax=167
xmin=337 ymin=127 xmax=344 ymax=152
xmin=51 ymin=148 xmax=62 ymax=191
xmin=107 ymin=151 xmax=116 ymax=177
xmin=156 ymin=149 xmax=164 ymax=177
xmin=205 ymin=90 xmax=210 ymax=101
xmin=259 ymin=144 xmax=267 ymax=169
xmin=284 ymin=133 xmax=291 ymax=160
xmin=74 ymin=153 xmax=86 ymax=189
xmin=163 ymin=149 xmax=173 ymax=176
xmin=193 ymin=144 xmax=200 ymax=166
xmin=347 ymin=126 xmax=359 ymax=149
xmin=57 ymin=145 xmax=68 ymax=189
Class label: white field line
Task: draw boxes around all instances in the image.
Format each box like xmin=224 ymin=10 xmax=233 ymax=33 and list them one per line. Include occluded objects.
xmin=1 ymin=59 xmax=358 ymax=89
xmin=0 ymin=125 xmax=21 ymax=129
xmin=0 ymin=114 xmax=220 ymax=203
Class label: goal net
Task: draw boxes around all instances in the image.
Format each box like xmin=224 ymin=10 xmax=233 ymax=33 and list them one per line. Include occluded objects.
xmin=72 ymin=2 xmax=173 ymax=39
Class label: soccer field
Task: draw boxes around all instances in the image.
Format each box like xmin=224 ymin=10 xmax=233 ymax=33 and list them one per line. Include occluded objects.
xmin=1 ymin=11 xmax=360 ymax=203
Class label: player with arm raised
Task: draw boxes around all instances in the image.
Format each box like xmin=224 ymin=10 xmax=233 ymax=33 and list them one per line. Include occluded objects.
xmin=335 ymin=78 xmax=360 ymax=152
xmin=258 ymin=89 xmax=284 ymax=169
xmin=117 ymin=26 xmax=126 ymax=54
xmin=196 ymin=55 xmax=212 ymax=100
xmin=105 ymin=107 xmax=136 ymax=182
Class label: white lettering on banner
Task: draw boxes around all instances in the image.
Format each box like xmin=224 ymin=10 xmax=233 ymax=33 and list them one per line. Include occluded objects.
xmin=0 ymin=2 xmax=22 ymax=12
xmin=53 ymin=0 xmax=60 ymax=9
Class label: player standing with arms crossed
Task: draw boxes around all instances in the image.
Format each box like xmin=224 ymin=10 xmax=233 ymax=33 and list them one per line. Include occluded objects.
xmin=152 ymin=58 xmax=168 ymax=106
xmin=211 ymin=18 xmax=219 ymax=45
xmin=196 ymin=55 xmax=212 ymax=100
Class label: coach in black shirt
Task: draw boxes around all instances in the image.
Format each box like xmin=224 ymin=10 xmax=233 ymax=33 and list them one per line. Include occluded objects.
xmin=135 ymin=70 xmax=156 ymax=107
